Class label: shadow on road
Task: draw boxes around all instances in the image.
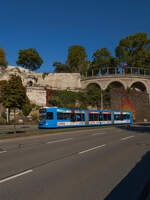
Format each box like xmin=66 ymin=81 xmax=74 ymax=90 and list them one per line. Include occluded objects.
xmin=104 ymin=151 xmax=150 ymax=200
xmin=117 ymin=124 xmax=150 ymax=135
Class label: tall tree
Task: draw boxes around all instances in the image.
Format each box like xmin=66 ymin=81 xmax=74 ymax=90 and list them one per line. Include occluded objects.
xmin=0 ymin=75 xmax=29 ymax=133
xmin=66 ymin=45 xmax=87 ymax=72
xmin=116 ymin=32 xmax=150 ymax=68
xmin=91 ymin=48 xmax=114 ymax=69
xmin=0 ymin=47 xmax=8 ymax=69
xmin=85 ymin=84 xmax=101 ymax=107
xmin=53 ymin=62 xmax=71 ymax=73
xmin=16 ymin=48 xmax=43 ymax=71
xmin=53 ymin=45 xmax=88 ymax=73
xmin=22 ymin=103 xmax=32 ymax=120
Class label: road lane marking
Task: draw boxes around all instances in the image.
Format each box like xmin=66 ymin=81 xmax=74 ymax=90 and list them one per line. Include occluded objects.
xmin=120 ymin=136 xmax=135 ymax=141
xmin=0 ymin=151 xmax=7 ymax=154
xmin=79 ymin=144 xmax=106 ymax=154
xmin=0 ymin=170 xmax=33 ymax=184
xmin=92 ymin=133 xmax=105 ymax=136
xmin=47 ymin=138 xmax=73 ymax=144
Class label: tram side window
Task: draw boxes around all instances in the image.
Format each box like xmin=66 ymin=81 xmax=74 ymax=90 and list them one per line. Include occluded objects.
xmin=71 ymin=113 xmax=76 ymax=122
xmin=94 ymin=114 xmax=99 ymax=121
xmin=47 ymin=112 xmax=53 ymax=120
xmin=89 ymin=114 xmax=93 ymax=121
xmin=57 ymin=112 xmax=64 ymax=120
xmin=103 ymin=114 xmax=108 ymax=121
xmin=121 ymin=114 xmax=123 ymax=120
xmin=123 ymin=114 xmax=126 ymax=119
xmin=64 ymin=113 xmax=70 ymax=120
xmin=82 ymin=114 xmax=85 ymax=121
xmin=124 ymin=114 xmax=130 ymax=120
xmin=114 ymin=114 xmax=120 ymax=120
xmin=76 ymin=113 xmax=82 ymax=121
xmin=127 ymin=114 xmax=130 ymax=119
xmin=108 ymin=114 xmax=111 ymax=120
xmin=99 ymin=113 xmax=103 ymax=121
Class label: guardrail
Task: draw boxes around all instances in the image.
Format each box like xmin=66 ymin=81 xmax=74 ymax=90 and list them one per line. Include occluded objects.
xmin=81 ymin=67 xmax=150 ymax=80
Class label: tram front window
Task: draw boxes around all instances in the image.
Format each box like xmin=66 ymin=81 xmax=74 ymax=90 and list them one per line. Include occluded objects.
xmin=39 ymin=113 xmax=47 ymax=121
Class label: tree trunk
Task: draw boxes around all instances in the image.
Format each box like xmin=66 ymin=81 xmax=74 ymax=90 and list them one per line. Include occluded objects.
xmin=8 ymin=108 xmax=10 ymax=124
xmin=13 ymin=108 xmax=16 ymax=134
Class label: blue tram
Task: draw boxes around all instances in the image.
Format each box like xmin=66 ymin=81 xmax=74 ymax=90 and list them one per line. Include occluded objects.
xmin=38 ymin=107 xmax=133 ymax=128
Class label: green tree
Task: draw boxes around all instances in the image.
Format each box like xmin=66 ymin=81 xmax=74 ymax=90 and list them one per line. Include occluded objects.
xmin=22 ymin=103 xmax=32 ymax=119
xmin=92 ymin=48 xmax=114 ymax=66
xmin=66 ymin=45 xmax=87 ymax=72
xmin=53 ymin=62 xmax=71 ymax=73
xmin=0 ymin=75 xmax=29 ymax=133
xmin=16 ymin=48 xmax=43 ymax=71
xmin=56 ymin=90 xmax=77 ymax=108
xmin=0 ymin=47 xmax=8 ymax=69
xmin=103 ymin=87 xmax=111 ymax=109
xmin=85 ymin=84 xmax=101 ymax=107
xmin=53 ymin=45 xmax=88 ymax=73
xmin=49 ymin=96 xmax=62 ymax=107
xmin=91 ymin=48 xmax=116 ymax=75
xmin=48 ymin=90 xmax=87 ymax=109
xmin=116 ymin=32 xmax=150 ymax=68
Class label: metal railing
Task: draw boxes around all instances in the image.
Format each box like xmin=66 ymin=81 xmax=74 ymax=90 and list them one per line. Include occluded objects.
xmin=81 ymin=67 xmax=150 ymax=80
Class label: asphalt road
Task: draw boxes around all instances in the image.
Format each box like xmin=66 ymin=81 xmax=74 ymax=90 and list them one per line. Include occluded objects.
xmin=0 ymin=125 xmax=150 ymax=200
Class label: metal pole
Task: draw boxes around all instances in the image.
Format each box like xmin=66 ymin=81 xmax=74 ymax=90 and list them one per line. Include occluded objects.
xmin=138 ymin=68 xmax=140 ymax=75
xmin=6 ymin=108 xmax=9 ymax=124
xmin=115 ymin=67 xmax=117 ymax=75
xmin=92 ymin=69 xmax=94 ymax=77
xmin=99 ymin=68 xmax=101 ymax=76
xmin=107 ymin=67 xmax=109 ymax=75
xmin=101 ymin=90 xmax=103 ymax=110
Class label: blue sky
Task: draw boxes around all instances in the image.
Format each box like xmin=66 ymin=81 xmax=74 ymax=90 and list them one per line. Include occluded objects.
xmin=1 ymin=0 xmax=150 ymax=72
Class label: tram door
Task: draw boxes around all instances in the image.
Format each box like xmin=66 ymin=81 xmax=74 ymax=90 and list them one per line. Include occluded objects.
xmin=112 ymin=112 xmax=114 ymax=124
xmin=85 ymin=111 xmax=88 ymax=126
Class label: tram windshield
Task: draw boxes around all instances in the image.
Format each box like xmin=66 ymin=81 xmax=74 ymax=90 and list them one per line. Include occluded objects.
xmin=39 ymin=113 xmax=47 ymax=121
xmin=39 ymin=111 xmax=54 ymax=121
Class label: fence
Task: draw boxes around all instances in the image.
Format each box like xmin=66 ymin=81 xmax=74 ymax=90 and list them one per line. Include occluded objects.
xmin=81 ymin=67 xmax=150 ymax=79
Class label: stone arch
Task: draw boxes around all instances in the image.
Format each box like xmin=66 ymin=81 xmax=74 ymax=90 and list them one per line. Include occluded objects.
xmin=106 ymin=81 xmax=125 ymax=91
xmin=82 ymin=80 xmax=102 ymax=90
xmin=86 ymin=82 xmax=101 ymax=90
xmin=27 ymin=80 xmax=33 ymax=87
xmin=130 ymin=81 xmax=147 ymax=92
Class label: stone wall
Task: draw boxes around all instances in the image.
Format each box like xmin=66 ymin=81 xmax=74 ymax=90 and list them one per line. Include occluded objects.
xmin=26 ymin=87 xmax=46 ymax=106
xmin=0 ymin=66 xmax=81 ymax=106
xmin=35 ymin=73 xmax=81 ymax=90
xmin=0 ymin=66 xmax=81 ymax=90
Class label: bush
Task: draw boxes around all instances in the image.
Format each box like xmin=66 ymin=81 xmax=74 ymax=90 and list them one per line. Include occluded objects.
xmin=0 ymin=117 xmax=7 ymax=125
xmin=1 ymin=111 xmax=7 ymax=120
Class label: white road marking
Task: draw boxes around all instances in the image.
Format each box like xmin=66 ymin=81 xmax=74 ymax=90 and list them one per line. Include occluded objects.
xmin=120 ymin=136 xmax=135 ymax=141
xmin=47 ymin=138 xmax=73 ymax=144
xmin=92 ymin=133 xmax=105 ymax=136
xmin=79 ymin=144 xmax=106 ymax=154
xmin=0 ymin=151 xmax=7 ymax=154
xmin=0 ymin=170 xmax=33 ymax=184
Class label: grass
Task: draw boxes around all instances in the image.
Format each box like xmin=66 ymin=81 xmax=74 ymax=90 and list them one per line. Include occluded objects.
xmin=0 ymin=125 xmax=115 ymax=140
